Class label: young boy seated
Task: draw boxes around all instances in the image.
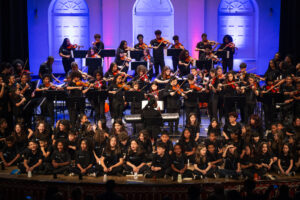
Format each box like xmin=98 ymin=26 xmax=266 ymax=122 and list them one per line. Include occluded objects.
xmin=39 ymin=136 xmax=53 ymax=174
xmin=0 ymin=136 xmax=20 ymax=167
xmin=156 ymin=131 xmax=173 ymax=155
xmin=145 ymin=142 xmax=170 ymax=178
xmin=19 ymin=140 xmax=43 ymax=174
xmin=51 ymin=140 xmax=71 ymax=175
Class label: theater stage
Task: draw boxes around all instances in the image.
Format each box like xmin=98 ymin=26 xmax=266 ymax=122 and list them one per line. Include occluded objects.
xmin=1 ymin=167 xmax=300 ymax=200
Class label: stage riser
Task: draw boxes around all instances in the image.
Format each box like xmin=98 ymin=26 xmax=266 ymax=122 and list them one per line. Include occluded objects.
xmin=1 ymin=178 xmax=300 ymax=200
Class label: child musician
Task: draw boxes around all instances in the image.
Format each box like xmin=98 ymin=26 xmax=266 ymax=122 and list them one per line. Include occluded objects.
xmin=92 ymin=33 xmax=104 ymax=54
xmin=163 ymin=77 xmax=185 ymax=134
xmin=178 ymin=50 xmax=194 ymax=77
xmin=170 ymin=35 xmax=185 ymax=72
xmin=217 ymin=35 xmax=235 ymax=73
xmin=149 ymin=30 xmax=171 ymax=75
xmin=0 ymin=136 xmax=20 ymax=167
xmin=90 ymin=70 xmax=106 ymax=121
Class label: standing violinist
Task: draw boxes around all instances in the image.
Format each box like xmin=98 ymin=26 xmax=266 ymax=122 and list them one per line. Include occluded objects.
xmin=170 ymin=35 xmax=184 ymax=72
xmin=149 ymin=30 xmax=171 ymax=76
xmin=163 ymin=77 xmax=185 ymax=134
xmin=207 ymin=69 xmax=221 ymax=121
xmin=86 ymin=47 xmax=101 ymax=76
xmin=217 ymin=35 xmax=235 ymax=73
xmin=89 ymin=70 xmax=106 ymax=121
xmin=178 ymin=50 xmax=194 ymax=77
xmin=196 ymin=33 xmax=211 ymax=60
xmin=108 ymin=74 xmax=127 ymax=123
xmin=184 ymin=74 xmax=203 ymax=123
xmin=261 ymin=78 xmax=279 ymax=129
xmin=240 ymin=75 xmax=260 ymax=123
xmin=92 ymin=34 xmax=104 ymax=54
xmin=134 ymin=34 xmax=148 ymax=60
xmin=66 ymin=71 xmax=93 ymax=128
xmin=219 ymin=71 xmax=239 ymax=121
xmin=115 ymin=40 xmax=132 ymax=73
xmin=59 ymin=38 xmax=77 ymax=74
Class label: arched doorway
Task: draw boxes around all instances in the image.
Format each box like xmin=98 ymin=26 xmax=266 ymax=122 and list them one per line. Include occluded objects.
xmin=218 ymin=0 xmax=258 ymax=70
xmin=48 ymin=0 xmax=89 ymax=73
xmin=133 ymin=0 xmax=174 ymax=67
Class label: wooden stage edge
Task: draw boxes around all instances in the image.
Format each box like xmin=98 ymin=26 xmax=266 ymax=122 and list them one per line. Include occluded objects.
xmin=1 ymin=171 xmax=300 ymax=200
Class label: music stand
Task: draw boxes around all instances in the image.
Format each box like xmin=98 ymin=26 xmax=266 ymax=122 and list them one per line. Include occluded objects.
xmin=99 ymin=49 xmax=116 ymax=57
xmin=131 ymin=61 xmax=147 ymax=71
xmin=130 ymin=50 xmax=143 ymax=61
xmin=74 ymin=50 xmax=88 ymax=58
xmin=167 ymin=49 xmax=183 ymax=57
xmin=44 ymin=90 xmax=68 ymax=121
xmin=86 ymin=58 xmax=103 ymax=75
xmin=196 ymin=60 xmax=215 ymax=71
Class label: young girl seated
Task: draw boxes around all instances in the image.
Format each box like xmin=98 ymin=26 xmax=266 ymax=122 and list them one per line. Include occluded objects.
xmin=124 ymin=139 xmax=149 ymax=175
xmin=185 ymin=113 xmax=200 ymax=142
xmin=19 ymin=140 xmax=43 ymax=174
xmin=219 ymin=143 xmax=241 ymax=179
xmin=254 ymin=142 xmax=275 ymax=179
xmin=100 ymin=136 xmax=124 ymax=175
xmin=207 ymin=118 xmax=221 ymax=137
xmin=178 ymin=129 xmax=196 ymax=164
xmin=170 ymin=143 xmax=193 ymax=180
xmin=50 ymin=140 xmax=71 ymax=175
xmin=277 ymin=143 xmax=295 ymax=176
xmin=71 ymin=139 xmax=96 ymax=176
xmin=240 ymin=145 xmax=255 ymax=179
xmin=137 ymin=130 xmax=153 ymax=162
xmin=193 ymin=144 xmax=214 ymax=179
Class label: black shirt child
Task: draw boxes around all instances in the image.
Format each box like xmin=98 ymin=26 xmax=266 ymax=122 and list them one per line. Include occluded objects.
xmin=75 ymin=150 xmax=94 ymax=169
xmin=39 ymin=61 xmax=53 ymax=78
xmin=205 ymin=139 xmax=223 ymax=151
xmin=223 ymin=122 xmax=242 ymax=138
xmin=196 ymin=41 xmax=211 ymax=60
xmin=41 ymin=145 xmax=53 ymax=163
xmin=156 ymin=140 xmax=173 ymax=154
xmin=224 ymin=154 xmax=240 ymax=170
xmin=94 ymin=141 xmax=105 ymax=159
xmin=255 ymin=152 xmax=273 ymax=165
xmin=1 ymin=144 xmax=19 ymax=163
xmin=120 ymin=141 xmax=130 ymax=155
xmin=51 ymin=150 xmax=71 ymax=164
xmin=170 ymin=153 xmax=187 ymax=170
xmin=137 ymin=139 xmax=153 ymax=155
xmin=126 ymin=151 xmax=146 ymax=167
xmin=196 ymin=157 xmax=209 ymax=170
xmin=279 ymin=154 xmax=293 ymax=169
xmin=152 ymin=153 xmax=170 ymax=171
xmin=54 ymin=131 xmax=68 ymax=141
xmin=179 ymin=139 xmax=196 ymax=153
xmin=102 ymin=150 xmax=122 ymax=168
xmin=240 ymin=154 xmax=254 ymax=167
xmin=94 ymin=41 xmax=105 ymax=53
xmin=150 ymin=39 xmax=166 ymax=60
xmin=24 ymin=149 xmax=43 ymax=167
xmin=207 ymin=150 xmax=222 ymax=166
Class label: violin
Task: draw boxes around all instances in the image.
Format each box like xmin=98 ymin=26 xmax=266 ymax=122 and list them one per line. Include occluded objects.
xmin=138 ymin=43 xmax=148 ymax=49
xmin=75 ymin=81 xmax=90 ymax=87
xmin=117 ymin=82 xmax=131 ymax=91
xmin=265 ymin=85 xmax=279 ymax=93
xmin=221 ymin=42 xmax=236 ymax=51
xmin=185 ymin=56 xmax=193 ymax=63
xmin=144 ymin=55 xmax=151 ymax=62
xmin=172 ymin=84 xmax=185 ymax=95
xmin=189 ymin=84 xmax=202 ymax=91
xmin=44 ymin=83 xmax=57 ymax=89
xmin=66 ymin=44 xmax=78 ymax=50
xmin=94 ymin=80 xmax=103 ymax=89
xmin=156 ymin=37 xmax=171 ymax=47
xmin=203 ymin=40 xmax=216 ymax=46
xmin=140 ymin=74 xmax=149 ymax=82
xmin=174 ymin=42 xmax=184 ymax=49
xmin=113 ymin=70 xmax=120 ymax=76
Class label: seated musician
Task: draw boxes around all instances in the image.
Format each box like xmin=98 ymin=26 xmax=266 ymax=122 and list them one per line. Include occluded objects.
xmin=141 ymin=96 xmax=163 ymax=141
xmin=134 ymin=65 xmax=150 ymax=89
xmin=140 ymin=49 xmax=154 ymax=78
xmin=170 ymin=35 xmax=184 ymax=72
xmin=92 ymin=33 xmax=104 ymax=54
xmin=115 ymin=40 xmax=132 ymax=73
xmin=66 ymin=62 xmax=90 ymax=80
xmin=178 ymin=50 xmax=195 ymax=77
xmin=155 ymin=66 xmax=172 ymax=84
xmin=104 ymin=62 xmax=119 ymax=84
xmin=148 ymin=82 xmax=161 ymax=101
xmin=86 ymin=47 xmax=100 ymax=58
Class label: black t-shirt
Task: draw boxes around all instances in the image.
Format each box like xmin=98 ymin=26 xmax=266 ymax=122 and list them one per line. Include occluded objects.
xmin=68 ymin=81 xmax=83 ymax=97
xmin=196 ymin=41 xmax=211 ymax=60
xmin=54 ymin=131 xmax=68 ymax=141
xmin=75 ymin=150 xmax=94 ymax=168
xmin=0 ymin=145 xmax=19 ymax=162
xmin=150 ymin=39 xmax=166 ymax=59
xmin=103 ymin=150 xmax=122 ymax=168
xmin=279 ymin=154 xmax=293 ymax=168
xmin=179 ymin=139 xmax=196 ymax=152
xmin=94 ymin=141 xmax=105 ymax=157
xmin=170 ymin=153 xmax=187 ymax=170
xmin=51 ymin=150 xmax=71 ymax=163
xmin=224 ymin=154 xmax=239 ymax=170
xmin=196 ymin=157 xmax=209 ymax=170
xmin=207 ymin=150 xmax=222 ymax=164
xmin=24 ymin=149 xmax=43 ymax=166
xmin=39 ymin=62 xmax=52 ymax=77
xmin=255 ymin=152 xmax=272 ymax=165
xmin=205 ymin=139 xmax=223 ymax=150
xmin=41 ymin=145 xmax=53 ymax=162
xmin=240 ymin=154 xmax=254 ymax=166
xmin=59 ymin=46 xmax=74 ymax=60
xmin=126 ymin=151 xmax=146 ymax=166
xmin=137 ymin=139 xmax=152 ymax=154
xmin=223 ymin=122 xmax=242 ymax=137
xmin=94 ymin=41 xmax=104 ymax=53
xmin=156 ymin=140 xmax=173 ymax=153
xmin=152 ymin=153 xmax=170 ymax=170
